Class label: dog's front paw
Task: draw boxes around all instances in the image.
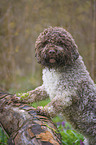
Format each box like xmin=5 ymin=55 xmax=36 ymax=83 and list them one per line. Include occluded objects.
xmin=36 ymin=106 xmax=51 ymax=118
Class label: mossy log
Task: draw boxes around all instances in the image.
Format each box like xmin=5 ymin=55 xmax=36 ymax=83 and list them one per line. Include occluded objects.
xmin=0 ymin=92 xmax=62 ymax=145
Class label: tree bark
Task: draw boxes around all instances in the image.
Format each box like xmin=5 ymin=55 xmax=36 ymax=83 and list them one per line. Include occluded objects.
xmin=91 ymin=0 xmax=96 ymax=80
xmin=0 ymin=92 xmax=62 ymax=145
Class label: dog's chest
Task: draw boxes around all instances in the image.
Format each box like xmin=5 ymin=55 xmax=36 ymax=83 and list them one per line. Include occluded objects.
xmin=42 ymin=68 xmax=68 ymax=99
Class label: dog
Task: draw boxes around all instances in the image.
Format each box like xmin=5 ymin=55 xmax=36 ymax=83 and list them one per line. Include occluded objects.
xmin=23 ymin=27 xmax=96 ymax=145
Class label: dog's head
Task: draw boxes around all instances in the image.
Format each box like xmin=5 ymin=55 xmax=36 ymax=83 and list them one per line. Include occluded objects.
xmin=35 ymin=27 xmax=79 ymax=68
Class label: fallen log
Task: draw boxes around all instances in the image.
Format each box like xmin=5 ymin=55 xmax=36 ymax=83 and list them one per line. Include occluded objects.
xmin=0 ymin=92 xmax=62 ymax=145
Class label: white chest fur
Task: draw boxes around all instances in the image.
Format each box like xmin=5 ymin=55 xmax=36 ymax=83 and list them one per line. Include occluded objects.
xmin=42 ymin=68 xmax=60 ymax=99
xmin=42 ymin=67 xmax=77 ymax=100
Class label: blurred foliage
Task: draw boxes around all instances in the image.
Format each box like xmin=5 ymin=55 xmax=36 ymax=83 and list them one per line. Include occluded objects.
xmin=0 ymin=128 xmax=8 ymax=145
xmin=0 ymin=0 xmax=96 ymax=91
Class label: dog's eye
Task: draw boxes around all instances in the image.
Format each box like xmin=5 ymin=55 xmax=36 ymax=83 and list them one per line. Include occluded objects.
xmin=57 ymin=46 xmax=64 ymax=51
xmin=42 ymin=41 xmax=48 ymax=48
xmin=55 ymin=46 xmax=64 ymax=52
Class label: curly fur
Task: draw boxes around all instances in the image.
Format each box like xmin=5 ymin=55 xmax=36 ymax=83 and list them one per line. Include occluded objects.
xmin=28 ymin=27 xmax=96 ymax=145
xmin=35 ymin=27 xmax=79 ymax=67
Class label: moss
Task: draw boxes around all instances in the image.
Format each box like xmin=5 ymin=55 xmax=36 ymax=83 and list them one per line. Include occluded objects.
xmin=16 ymin=92 xmax=29 ymax=100
xmin=44 ymin=122 xmax=59 ymax=133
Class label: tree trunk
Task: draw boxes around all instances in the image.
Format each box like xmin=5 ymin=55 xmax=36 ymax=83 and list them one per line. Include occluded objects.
xmin=91 ymin=0 xmax=96 ymax=80
xmin=0 ymin=92 xmax=62 ymax=145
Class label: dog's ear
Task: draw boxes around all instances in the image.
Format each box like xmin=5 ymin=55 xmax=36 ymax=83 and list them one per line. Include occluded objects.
xmin=71 ymin=45 xmax=79 ymax=62
xmin=35 ymin=48 xmax=41 ymax=63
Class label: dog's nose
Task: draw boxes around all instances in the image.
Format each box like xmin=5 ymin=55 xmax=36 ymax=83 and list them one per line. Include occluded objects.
xmin=49 ymin=50 xmax=55 ymax=54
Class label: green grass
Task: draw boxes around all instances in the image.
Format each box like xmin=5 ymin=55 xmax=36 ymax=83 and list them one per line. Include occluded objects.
xmin=9 ymin=73 xmax=42 ymax=94
xmin=0 ymin=128 xmax=8 ymax=145
xmin=31 ymin=98 xmax=50 ymax=108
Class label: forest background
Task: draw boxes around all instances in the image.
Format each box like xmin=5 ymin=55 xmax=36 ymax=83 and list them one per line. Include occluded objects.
xmin=0 ymin=0 xmax=96 ymax=93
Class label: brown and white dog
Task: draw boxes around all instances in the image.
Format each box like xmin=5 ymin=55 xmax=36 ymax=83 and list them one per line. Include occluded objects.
xmin=24 ymin=27 xmax=96 ymax=145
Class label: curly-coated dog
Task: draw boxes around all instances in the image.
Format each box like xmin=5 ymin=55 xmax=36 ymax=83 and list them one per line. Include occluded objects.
xmin=24 ymin=27 xmax=96 ymax=145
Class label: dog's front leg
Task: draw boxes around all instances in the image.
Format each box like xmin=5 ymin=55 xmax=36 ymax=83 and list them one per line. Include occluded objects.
xmin=37 ymin=94 xmax=72 ymax=118
xmin=15 ymin=85 xmax=49 ymax=104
